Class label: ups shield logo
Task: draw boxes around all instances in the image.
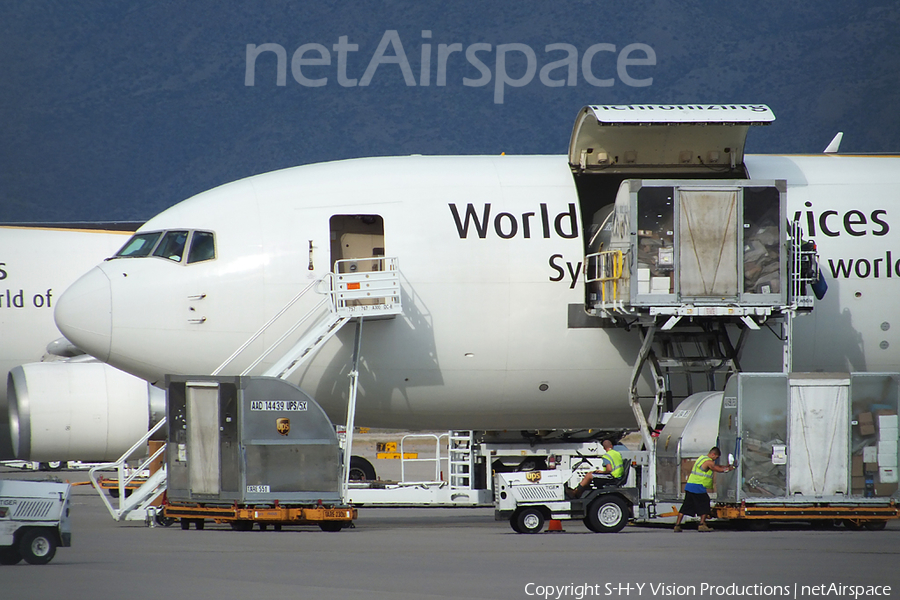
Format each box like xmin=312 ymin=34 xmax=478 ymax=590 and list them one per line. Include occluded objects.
xmin=276 ymin=418 xmax=290 ymax=436
xmin=525 ymin=471 xmax=541 ymax=482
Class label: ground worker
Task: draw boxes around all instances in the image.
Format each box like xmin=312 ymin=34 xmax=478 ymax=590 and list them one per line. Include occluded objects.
xmin=566 ymin=439 xmax=624 ymax=498
xmin=674 ymin=446 xmax=734 ymax=532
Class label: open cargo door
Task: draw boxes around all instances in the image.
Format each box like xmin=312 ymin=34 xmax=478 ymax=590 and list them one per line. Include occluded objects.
xmin=569 ymin=104 xmax=774 ymax=174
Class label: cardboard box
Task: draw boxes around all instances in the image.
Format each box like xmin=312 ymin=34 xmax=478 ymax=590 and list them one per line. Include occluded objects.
xmin=863 ymin=446 xmax=878 ymax=462
xmin=637 ymin=268 xmax=651 ymax=282
xmin=852 ymin=455 xmax=865 ymax=476
xmin=638 ymin=281 xmax=651 ymax=295
xmin=650 ymin=277 xmax=670 ymax=293
xmin=851 ymin=475 xmax=866 ymax=488
xmin=879 ymin=452 xmax=899 ymax=467
xmin=879 ymin=426 xmax=899 ymax=441
xmin=879 ymin=414 xmax=899 ymax=430
xmin=879 ymin=466 xmax=898 ymax=484
xmin=878 ymin=440 xmax=898 ymax=457
xmin=874 ymin=481 xmax=898 ymax=497
xmin=875 ymin=409 xmax=898 ymax=417
xmin=858 ymin=412 xmax=876 ymax=436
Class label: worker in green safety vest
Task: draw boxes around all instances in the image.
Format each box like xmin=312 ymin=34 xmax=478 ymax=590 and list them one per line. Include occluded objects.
xmin=674 ymin=446 xmax=734 ymax=532
xmin=567 ymin=439 xmax=625 ymax=498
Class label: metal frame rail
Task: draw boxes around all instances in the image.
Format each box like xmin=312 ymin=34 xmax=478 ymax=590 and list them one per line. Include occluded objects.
xmin=88 ymin=418 xmax=168 ymax=522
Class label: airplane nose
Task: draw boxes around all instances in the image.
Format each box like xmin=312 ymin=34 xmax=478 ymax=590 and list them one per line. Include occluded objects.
xmin=54 ymin=267 xmax=112 ymax=361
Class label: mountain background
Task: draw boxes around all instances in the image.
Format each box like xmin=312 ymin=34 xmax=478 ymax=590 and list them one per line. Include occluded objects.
xmin=2 ymin=1 xmax=898 ymax=222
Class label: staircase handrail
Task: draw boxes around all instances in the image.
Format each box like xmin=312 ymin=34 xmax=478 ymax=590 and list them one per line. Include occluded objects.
xmin=88 ymin=417 xmax=168 ymax=521
xmin=212 ymin=276 xmax=334 ymax=376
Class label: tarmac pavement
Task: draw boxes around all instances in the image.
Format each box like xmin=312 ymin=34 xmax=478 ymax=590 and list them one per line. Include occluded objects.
xmin=2 ymin=465 xmax=899 ymax=600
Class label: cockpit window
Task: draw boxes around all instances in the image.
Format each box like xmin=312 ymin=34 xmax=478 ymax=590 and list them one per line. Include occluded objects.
xmin=110 ymin=229 xmax=216 ymax=264
xmin=114 ymin=232 xmax=163 ymax=258
xmin=152 ymin=230 xmax=189 ymax=262
xmin=187 ymin=231 xmax=216 ymax=264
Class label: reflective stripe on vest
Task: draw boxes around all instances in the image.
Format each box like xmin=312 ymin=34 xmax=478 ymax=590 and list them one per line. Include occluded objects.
xmin=686 ymin=455 xmax=714 ymax=489
xmin=604 ymin=449 xmax=624 ymax=478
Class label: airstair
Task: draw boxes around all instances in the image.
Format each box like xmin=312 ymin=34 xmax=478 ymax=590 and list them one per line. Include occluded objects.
xmin=91 ymin=257 xmax=401 ymax=522
xmin=214 ymin=256 xmax=401 ymax=380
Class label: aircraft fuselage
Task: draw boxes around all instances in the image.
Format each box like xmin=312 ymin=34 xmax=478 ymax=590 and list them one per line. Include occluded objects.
xmin=54 ymin=154 xmax=900 ymax=430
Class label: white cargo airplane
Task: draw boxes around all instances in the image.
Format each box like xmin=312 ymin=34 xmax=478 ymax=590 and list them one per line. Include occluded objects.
xmin=0 ymin=224 xmax=162 ymax=462
xmin=11 ymin=104 xmax=900 ymax=462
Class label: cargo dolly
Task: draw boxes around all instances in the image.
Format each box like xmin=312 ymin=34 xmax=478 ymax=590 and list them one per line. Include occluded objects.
xmin=712 ymin=502 xmax=899 ymax=530
xmin=163 ymin=501 xmax=356 ymax=532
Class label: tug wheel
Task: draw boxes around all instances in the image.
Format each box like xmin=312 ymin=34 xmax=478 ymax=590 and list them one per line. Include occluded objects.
xmin=20 ymin=529 xmax=57 ymax=565
xmin=514 ymin=507 xmax=545 ymax=534
xmin=585 ymin=496 xmax=629 ymax=533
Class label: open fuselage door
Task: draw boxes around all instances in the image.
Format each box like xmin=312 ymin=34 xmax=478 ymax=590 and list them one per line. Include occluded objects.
xmin=568 ymin=104 xmax=774 ymax=174
xmin=329 ymin=214 xmax=385 ymax=273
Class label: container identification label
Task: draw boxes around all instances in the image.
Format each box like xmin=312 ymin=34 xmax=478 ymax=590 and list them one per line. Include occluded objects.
xmin=249 ymin=400 xmax=307 ymax=412
xmin=247 ymin=485 xmax=270 ymax=493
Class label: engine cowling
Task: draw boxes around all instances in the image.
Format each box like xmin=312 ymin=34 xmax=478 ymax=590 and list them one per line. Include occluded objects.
xmin=7 ymin=361 xmax=164 ymax=461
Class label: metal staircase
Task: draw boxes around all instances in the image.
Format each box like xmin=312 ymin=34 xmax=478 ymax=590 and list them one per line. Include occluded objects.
xmin=214 ymin=257 xmax=401 ymax=379
xmin=448 ymin=431 xmax=475 ymax=489
xmin=93 ymin=257 xmax=401 ymax=522
xmin=88 ymin=418 xmax=168 ymax=522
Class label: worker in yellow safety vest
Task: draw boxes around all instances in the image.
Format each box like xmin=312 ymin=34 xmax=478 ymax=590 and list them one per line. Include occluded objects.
xmin=567 ymin=439 xmax=625 ymax=498
xmin=673 ymin=446 xmax=734 ymax=532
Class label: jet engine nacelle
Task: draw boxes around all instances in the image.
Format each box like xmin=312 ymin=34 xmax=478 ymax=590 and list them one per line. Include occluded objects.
xmin=7 ymin=361 xmax=164 ymax=461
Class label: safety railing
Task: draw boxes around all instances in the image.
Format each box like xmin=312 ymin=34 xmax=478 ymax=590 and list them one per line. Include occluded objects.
xmin=392 ymin=431 xmax=476 ymax=490
xmin=788 ymin=221 xmax=818 ymax=310
xmin=333 ymin=257 xmax=401 ymax=316
xmin=399 ymin=433 xmax=449 ymax=485
xmin=585 ymin=249 xmax=627 ymax=312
